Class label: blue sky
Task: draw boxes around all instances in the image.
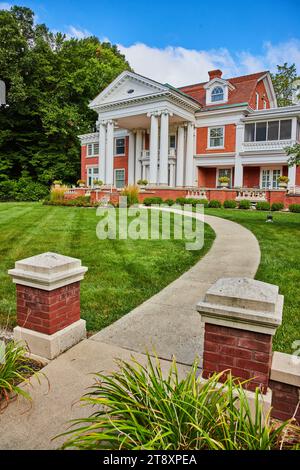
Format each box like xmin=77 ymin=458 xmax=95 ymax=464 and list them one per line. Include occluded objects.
xmin=1 ymin=0 xmax=300 ymax=86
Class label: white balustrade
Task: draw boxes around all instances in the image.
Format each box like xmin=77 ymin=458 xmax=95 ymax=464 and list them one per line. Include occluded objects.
xmin=242 ymin=139 xmax=296 ymax=152
xmin=236 ymin=189 xmax=267 ymax=201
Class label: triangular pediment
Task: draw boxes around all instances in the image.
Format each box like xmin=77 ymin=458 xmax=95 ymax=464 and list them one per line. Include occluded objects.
xmin=89 ymin=71 xmax=169 ymax=108
xmin=204 ymin=77 xmax=235 ymax=91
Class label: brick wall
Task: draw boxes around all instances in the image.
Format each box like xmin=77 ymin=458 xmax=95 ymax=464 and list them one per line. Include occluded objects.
xmin=16 ymin=282 xmax=81 ymax=335
xmin=249 ymin=80 xmax=270 ymax=110
xmin=270 ymin=380 xmax=300 ymax=424
xmin=243 ymin=167 xmax=260 ymax=188
xmin=203 ymin=324 xmax=273 ymax=393
xmin=196 ymin=124 xmax=236 ymax=154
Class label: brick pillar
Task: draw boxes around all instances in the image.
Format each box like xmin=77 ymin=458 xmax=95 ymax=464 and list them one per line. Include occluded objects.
xmin=197 ymin=278 xmax=283 ymax=394
xmin=9 ymin=252 xmax=88 ymax=360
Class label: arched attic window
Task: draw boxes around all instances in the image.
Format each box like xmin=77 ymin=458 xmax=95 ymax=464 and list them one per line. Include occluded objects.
xmin=211 ymin=86 xmax=224 ymax=102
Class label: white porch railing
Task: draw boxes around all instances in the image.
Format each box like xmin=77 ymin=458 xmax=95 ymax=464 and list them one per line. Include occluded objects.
xmin=287 ymin=185 xmax=300 ymax=195
xmin=236 ymin=189 xmax=267 ymax=201
xmin=242 ymin=139 xmax=296 ymax=152
xmin=186 ymin=189 xmax=208 ymax=199
xmin=141 ymin=148 xmax=176 ymax=159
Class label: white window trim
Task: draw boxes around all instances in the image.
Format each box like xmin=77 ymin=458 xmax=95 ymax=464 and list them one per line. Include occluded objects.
xmin=259 ymin=166 xmax=282 ymax=189
xmin=87 ymin=165 xmax=99 ymax=187
xmin=207 ymin=126 xmax=225 ymax=150
xmin=245 ymin=119 xmax=293 ymax=143
xmin=87 ymin=142 xmax=99 ymax=157
xmin=206 ymin=82 xmax=229 ymax=105
xmin=115 ymin=137 xmax=126 ymax=156
xmin=114 ymin=168 xmax=126 ymax=188
xmin=255 ymin=92 xmax=260 ymax=110
xmin=216 ymin=167 xmax=233 ymax=187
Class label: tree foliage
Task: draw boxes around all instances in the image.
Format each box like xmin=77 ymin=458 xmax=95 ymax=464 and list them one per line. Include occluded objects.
xmin=0 ymin=5 xmax=131 ymax=185
xmin=285 ymin=143 xmax=300 ymax=167
xmin=271 ymin=63 xmax=300 ymax=107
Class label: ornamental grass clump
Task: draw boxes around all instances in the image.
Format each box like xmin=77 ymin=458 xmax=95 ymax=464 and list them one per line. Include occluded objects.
xmin=0 ymin=341 xmax=39 ymax=409
xmin=120 ymin=185 xmax=140 ymax=206
xmin=50 ymin=185 xmax=68 ymax=203
xmin=60 ymin=355 xmax=299 ymax=450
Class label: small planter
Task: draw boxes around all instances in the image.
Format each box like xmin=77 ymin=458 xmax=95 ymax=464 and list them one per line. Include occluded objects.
xmin=220 ymin=182 xmax=229 ymax=188
xmin=278 ymin=182 xmax=287 ymax=189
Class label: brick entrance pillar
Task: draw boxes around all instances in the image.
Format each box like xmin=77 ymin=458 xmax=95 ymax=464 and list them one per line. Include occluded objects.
xmin=197 ymin=278 xmax=283 ymax=394
xmin=9 ymin=252 xmax=88 ymax=360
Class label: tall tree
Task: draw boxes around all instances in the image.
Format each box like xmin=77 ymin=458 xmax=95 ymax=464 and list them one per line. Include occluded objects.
xmin=271 ymin=63 xmax=299 ymax=107
xmin=0 ymin=6 xmax=131 ymax=184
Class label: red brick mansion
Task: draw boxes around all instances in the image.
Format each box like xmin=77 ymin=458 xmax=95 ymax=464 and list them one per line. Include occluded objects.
xmin=79 ymin=69 xmax=300 ymax=194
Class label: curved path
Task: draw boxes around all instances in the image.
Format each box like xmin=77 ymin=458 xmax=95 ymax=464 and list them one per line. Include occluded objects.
xmin=91 ymin=209 xmax=260 ymax=365
xmin=0 ymin=211 xmax=260 ymax=450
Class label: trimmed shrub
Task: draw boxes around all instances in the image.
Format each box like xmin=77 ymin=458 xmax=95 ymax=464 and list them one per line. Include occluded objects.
xmin=256 ymin=201 xmax=271 ymax=211
xmin=163 ymin=199 xmax=175 ymax=206
xmin=238 ymin=199 xmax=251 ymax=210
xmin=289 ymin=203 xmax=300 ymax=213
xmin=271 ymin=202 xmax=284 ymax=212
xmin=175 ymin=197 xmax=187 ymax=206
xmin=143 ymin=197 xmax=163 ymax=206
xmin=223 ymin=199 xmax=237 ymax=209
xmin=208 ymin=199 xmax=222 ymax=208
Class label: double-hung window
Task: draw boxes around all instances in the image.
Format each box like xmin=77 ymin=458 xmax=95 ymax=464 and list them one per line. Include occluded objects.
xmin=209 ymin=127 xmax=224 ymax=148
xmin=87 ymin=143 xmax=99 ymax=156
xmin=115 ymin=138 xmax=125 ymax=155
xmin=114 ymin=169 xmax=125 ymax=188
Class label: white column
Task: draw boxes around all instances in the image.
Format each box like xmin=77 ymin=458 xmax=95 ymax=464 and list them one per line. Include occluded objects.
xmin=98 ymin=121 xmax=106 ymax=182
xmin=234 ymin=123 xmax=244 ymax=187
xmin=128 ymin=132 xmax=135 ymax=185
xmin=105 ymin=120 xmax=114 ymax=185
xmin=148 ymin=112 xmax=159 ymax=185
xmin=185 ymin=122 xmax=195 ymax=187
xmin=234 ymin=156 xmax=243 ymax=187
xmin=159 ymin=111 xmax=169 ymax=185
xmin=176 ymin=125 xmax=185 ymax=187
xmin=288 ymin=165 xmax=296 ymax=188
xmin=169 ymin=163 xmax=175 ymax=187
xmin=135 ymin=130 xmax=143 ymax=182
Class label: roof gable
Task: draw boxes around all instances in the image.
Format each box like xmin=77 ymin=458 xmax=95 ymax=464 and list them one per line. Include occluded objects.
xmin=89 ymin=71 xmax=169 ymax=109
xmin=179 ymin=71 xmax=272 ymax=109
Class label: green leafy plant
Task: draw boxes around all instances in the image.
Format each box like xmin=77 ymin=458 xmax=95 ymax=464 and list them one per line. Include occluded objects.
xmin=120 ymin=185 xmax=140 ymax=206
xmin=238 ymin=199 xmax=251 ymax=210
xmin=271 ymin=202 xmax=284 ymax=211
xmin=163 ymin=198 xmax=175 ymax=206
xmin=137 ymin=179 xmax=148 ymax=186
xmin=256 ymin=201 xmax=271 ymax=211
xmin=53 ymin=180 xmax=62 ymax=185
xmin=208 ymin=199 xmax=222 ymax=208
xmin=223 ymin=199 xmax=237 ymax=209
xmin=59 ymin=355 xmax=299 ymax=450
xmin=0 ymin=341 xmax=39 ymax=408
xmin=77 ymin=179 xmax=86 ymax=186
xmin=218 ymin=176 xmax=230 ymax=184
xmin=277 ymin=176 xmax=289 ymax=184
xmin=289 ymin=203 xmax=300 ymax=213
xmin=93 ymin=179 xmax=103 ymax=187
xmin=143 ymin=197 xmax=163 ymax=206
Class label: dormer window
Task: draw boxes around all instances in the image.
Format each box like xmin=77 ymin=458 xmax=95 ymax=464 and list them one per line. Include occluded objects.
xmin=211 ymin=86 xmax=224 ymax=102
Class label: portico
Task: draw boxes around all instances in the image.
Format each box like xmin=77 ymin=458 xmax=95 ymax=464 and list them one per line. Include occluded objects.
xmin=88 ymin=71 xmax=199 ymax=188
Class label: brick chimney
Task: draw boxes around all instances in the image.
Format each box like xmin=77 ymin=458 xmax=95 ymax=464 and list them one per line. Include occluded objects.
xmin=208 ymin=69 xmax=223 ymax=80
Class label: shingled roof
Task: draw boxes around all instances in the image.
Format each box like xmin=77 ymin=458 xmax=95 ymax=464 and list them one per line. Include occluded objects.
xmin=179 ymin=71 xmax=268 ymax=109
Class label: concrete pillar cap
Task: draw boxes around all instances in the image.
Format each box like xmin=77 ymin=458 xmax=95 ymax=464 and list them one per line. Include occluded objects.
xmin=8 ymin=252 xmax=88 ymax=291
xmin=197 ymin=277 xmax=283 ymax=335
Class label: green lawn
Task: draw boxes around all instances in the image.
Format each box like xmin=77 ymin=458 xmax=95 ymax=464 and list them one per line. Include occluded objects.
xmin=0 ymin=203 xmax=214 ymax=332
xmin=206 ymin=208 xmax=300 ymax=354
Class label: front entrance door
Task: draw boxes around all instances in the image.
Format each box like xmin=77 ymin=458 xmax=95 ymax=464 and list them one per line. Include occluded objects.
xmin=87 ymin=167 xmax=99 ymax=187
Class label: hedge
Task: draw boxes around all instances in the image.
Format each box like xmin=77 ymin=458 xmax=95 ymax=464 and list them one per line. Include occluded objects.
xmin=208 ymin=199 xmax=222 ymax=208
xmin=256 ymin=201 xmax=271 ymax=211
xmin=223 ymin=199 xmax=237 ymax=209
xmin=238 ymin=199 xmax=251 ymax=210
xmin=0 ymin=178 xmax=49 ymax=202
xmin=271 ymin=202 xmax=284 ymax=211
xmin=289 ymin=203 xmax=300 ymax=213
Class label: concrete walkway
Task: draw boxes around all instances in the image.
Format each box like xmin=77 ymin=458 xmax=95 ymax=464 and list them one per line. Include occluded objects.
xmin=0 ymin=210 xmax=260 ymax=449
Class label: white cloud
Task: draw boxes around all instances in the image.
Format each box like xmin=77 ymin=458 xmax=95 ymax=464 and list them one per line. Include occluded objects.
xmin=0 ymin=2 xmax=12 ymax=10
xmin=117 ymin=41 xmax=300 ymax=87
xmin=52 ymin=25 xmax=92 ymax=40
